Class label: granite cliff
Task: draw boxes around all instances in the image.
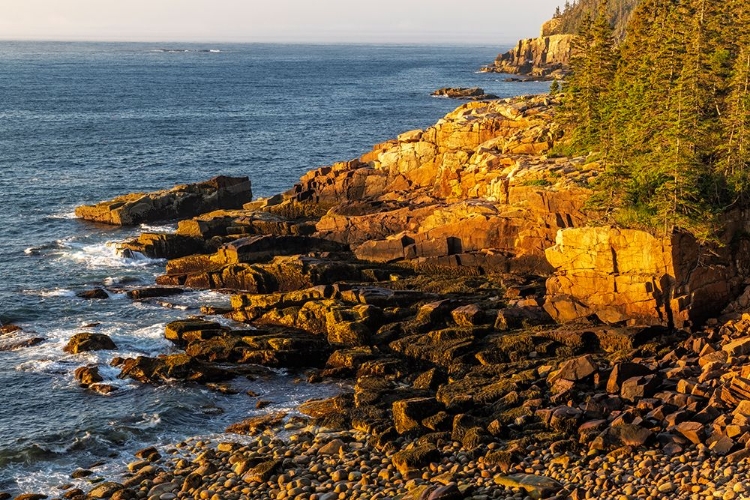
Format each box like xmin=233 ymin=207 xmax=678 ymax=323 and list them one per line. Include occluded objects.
xmin=480 ymin=34 xmax=574 ymax=79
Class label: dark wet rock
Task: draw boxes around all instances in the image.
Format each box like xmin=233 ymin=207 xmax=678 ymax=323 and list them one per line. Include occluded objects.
xmin=117 ymin=354 xmax=232 ymax=384
xmin=126 ymin=287 xmax=184 ymax=300
xmin=89 ymin=383 xmax=118 ymax=395
xmin=118 ymin=233 xmax=207 ymax=260
xmin=0 ymin=332 xmax=44 ymax=352
xmin=70 ymin=469 xmax=93 ymax=479
xmin=63 ymin=333 xmax=116 ymax=354
xmin=74 ymin=365 xmax=103 ymax=386
xmin=76 ymin=288 xmax=109 ymax=300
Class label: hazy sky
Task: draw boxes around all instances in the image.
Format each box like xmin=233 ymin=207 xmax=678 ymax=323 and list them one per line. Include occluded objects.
xmin=0 ymin=1 xmax=564 ymax=44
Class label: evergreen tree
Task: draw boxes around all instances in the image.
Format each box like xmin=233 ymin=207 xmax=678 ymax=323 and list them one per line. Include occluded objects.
xmin=561 ymin=1 xmax=616 ymax=151
xmin=563 ymin=0 xmax=749 ymax=238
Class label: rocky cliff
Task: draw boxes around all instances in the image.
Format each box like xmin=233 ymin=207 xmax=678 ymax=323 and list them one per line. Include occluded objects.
xmin=481 ymin=34 xmax=574 ymax=79
xmin=64 ymin=95 xmax=750 ymax=500
xmin=544 ymin=227 xmax=750 ymax=328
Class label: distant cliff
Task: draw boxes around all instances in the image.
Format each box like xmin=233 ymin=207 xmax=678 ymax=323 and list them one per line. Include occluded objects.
xmin=480 ymin=33 xmax=574 ymax=79
xmin=482 ymin=0 xmax=639 ymax=79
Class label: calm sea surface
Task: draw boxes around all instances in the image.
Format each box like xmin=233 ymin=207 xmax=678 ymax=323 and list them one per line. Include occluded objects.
xmin=0 ymin=42 xmax=549 ymax=494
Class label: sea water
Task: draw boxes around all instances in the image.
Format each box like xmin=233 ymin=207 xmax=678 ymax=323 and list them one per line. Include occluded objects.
xmin=0 ymin=41 xmax=549 ymax=494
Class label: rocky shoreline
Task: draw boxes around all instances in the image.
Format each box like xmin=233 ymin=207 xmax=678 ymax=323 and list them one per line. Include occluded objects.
xmin=12 ymin=94 xmax=750 ymax=499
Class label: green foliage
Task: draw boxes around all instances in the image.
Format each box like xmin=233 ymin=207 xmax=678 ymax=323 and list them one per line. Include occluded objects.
xmin=559 ymin=0 xmax=750 ymax=241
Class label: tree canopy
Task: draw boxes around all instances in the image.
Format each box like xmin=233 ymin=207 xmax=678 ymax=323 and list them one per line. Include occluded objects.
xmin=559 ymin=0 xmax=750 ymax=240
xmin=550 ymin=0 xmax=641 ymax=41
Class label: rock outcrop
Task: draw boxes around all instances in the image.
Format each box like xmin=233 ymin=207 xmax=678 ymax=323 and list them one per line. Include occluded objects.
xmin=75 ymin=175 xmax=252 ymax=225
xmin=481 ymin=34 xmax=574 ymax=79
xmin=431 ymin=87 xmax=498 ymax=100
xmin=544 ymin=227 xmax=750 ymax=328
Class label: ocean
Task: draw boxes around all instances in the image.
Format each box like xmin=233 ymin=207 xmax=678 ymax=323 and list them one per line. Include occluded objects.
xmin=0 ymin=41 xmax=550 ymax=494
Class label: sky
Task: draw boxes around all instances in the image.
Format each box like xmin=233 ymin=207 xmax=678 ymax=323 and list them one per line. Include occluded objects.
xmin=0 ymin=0 xmax=565 ymax=45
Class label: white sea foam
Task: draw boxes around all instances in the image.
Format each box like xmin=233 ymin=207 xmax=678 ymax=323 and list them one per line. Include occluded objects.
xmin=62 ymin=241 xmax=164 ymax=269
xmin=38 ymin=288 xmax=76 ymax=298
xmin=139 ymin=222 xmax=177 ymax=233
xmin=47 ymin=209 xmax=77 ymax=220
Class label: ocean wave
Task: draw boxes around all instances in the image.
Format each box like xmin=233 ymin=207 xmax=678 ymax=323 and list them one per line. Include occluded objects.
xmin=61 ymin=241 xmax=164 ymax=269
xmin=37 ymin=288 xmax=76 ymax=298
xmin=46 ymin=209 xmax=77 ymax=220
xmin=23 ymin=240 xmax=65 ymax=256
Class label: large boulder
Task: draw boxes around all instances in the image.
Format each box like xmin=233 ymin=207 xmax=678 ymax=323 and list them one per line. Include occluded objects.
xmin=64 ymin=333 xmax=117 ymax=354
xmin=75 ymin=176 xmax=252 ymax=225
xmin=544 ymin=227 xmax=748 ymax=328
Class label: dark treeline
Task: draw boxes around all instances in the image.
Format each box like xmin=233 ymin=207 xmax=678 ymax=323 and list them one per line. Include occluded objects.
xmin=559 ymin=0 xmax=750 ymax=240
xmin=551 ymin=0 xmax=640 ymax=41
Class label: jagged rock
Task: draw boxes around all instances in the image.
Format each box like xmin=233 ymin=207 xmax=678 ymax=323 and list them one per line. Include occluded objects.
xmin=75 ymin=176 xmax=252 ymax=225
xmin=118 ymin=232 xmax=207 ymax=260
xmin=242 ymin=459 xmax=283 ymax=483
xmin=218 ymin=234 xmax=346 ymax=264
xmin=675 ymin=421 xmax=705 ymax=445
xmin=606 ymin=362 xmax=652 ymax=394
xmin=620 ymin=375 xmax=660 ymax=402
xmin=554 ymin=355 xmax=597 ymax=382
xmin=63 ymin=333 xmax=117 ymax=354
xmin=451 ymin=304 xmax=486 ymax=327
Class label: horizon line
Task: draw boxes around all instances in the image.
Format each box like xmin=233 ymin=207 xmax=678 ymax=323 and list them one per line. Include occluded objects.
xmin=0 ymin=37 xmax=523 ymax=47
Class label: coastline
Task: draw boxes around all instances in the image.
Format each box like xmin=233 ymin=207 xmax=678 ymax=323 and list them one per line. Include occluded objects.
xmin=9 ymin=91 xmax=750 ymax=500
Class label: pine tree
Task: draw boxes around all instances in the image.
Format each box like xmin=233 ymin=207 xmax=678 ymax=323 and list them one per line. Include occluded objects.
xmin=561 ymin=0 xmax=616 ymax=151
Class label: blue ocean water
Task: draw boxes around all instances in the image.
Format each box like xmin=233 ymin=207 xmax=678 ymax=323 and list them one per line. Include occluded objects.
xmin=0 ymin=42 xmax=549 ymax=494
